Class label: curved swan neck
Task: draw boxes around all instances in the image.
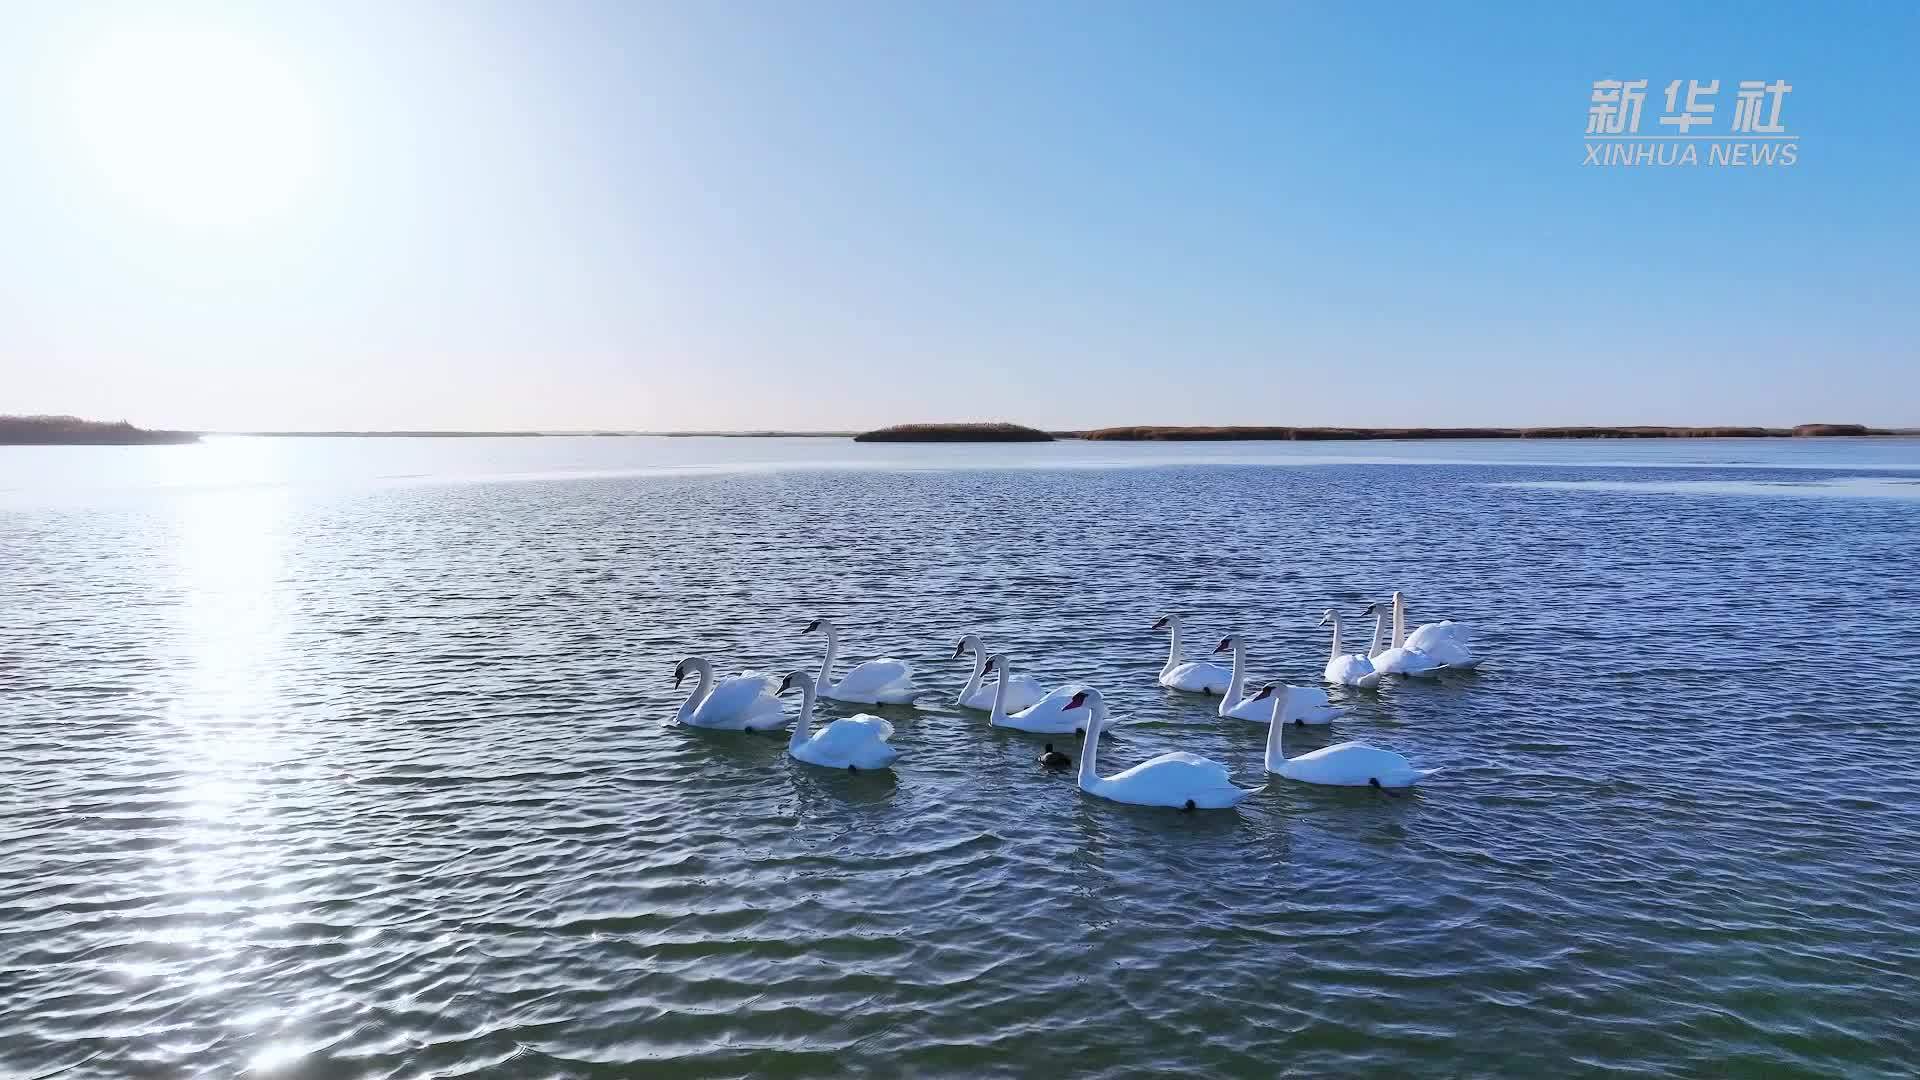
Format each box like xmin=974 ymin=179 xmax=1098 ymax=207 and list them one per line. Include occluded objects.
xmin=957 ymin=635 xmax=987 ymax=702
xmin=1367 ymin=609 xmax=1388 ymax=658
xmin=817 ymin=623 xmax=840 ymax=689
xmin=1222 ymin=637 xmax=1249 ymax=715
xmin=1327 ymin=616 xmax=1343 ymax=661
xmin=677 ymin=659 xmax=714 ymax=722
xmin=1391 ymin=593 xmax=1407 ymax=649
xmin=1161 ymin=619 xmax=1183 ymax=676
xmin=987 ymin=656 xmax=1011 ymax=725
xmin=1077 ymin=693 xmax=1105 ymax=789
xmin=1264 ymin=689 xmax=1291 ymax=771
xmin=786 ymin=675 xmax=817 ymax=749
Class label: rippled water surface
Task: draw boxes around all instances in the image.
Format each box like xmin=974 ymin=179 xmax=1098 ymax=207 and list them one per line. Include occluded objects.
xmin=5 ymin=437 xmax=1919 ymax=1078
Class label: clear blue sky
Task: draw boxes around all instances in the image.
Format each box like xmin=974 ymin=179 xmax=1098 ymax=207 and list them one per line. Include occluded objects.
xmin=2 ymin=2 xmax=1914 ymax=431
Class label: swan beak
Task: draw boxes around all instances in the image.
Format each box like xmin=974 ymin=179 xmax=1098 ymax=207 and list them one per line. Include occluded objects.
xmin=1152 ymin=616 xmax=1169 ymax=630
xmin=1253 ymin=685 xmax=1274 ymax=701
xmin=673 ymin=670 xmax=685 ymax=689
xmin=778 ymin=675 xmax=794 ymax=694
xmin=1213 ymin=637 xmax=1231 ymax=654
xmin=802 ymin=619 xmax=820 ymax=634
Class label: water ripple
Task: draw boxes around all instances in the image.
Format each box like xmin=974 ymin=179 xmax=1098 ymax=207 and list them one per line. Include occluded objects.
xmin=2 ymin=445 xmax=1918 ymax=1076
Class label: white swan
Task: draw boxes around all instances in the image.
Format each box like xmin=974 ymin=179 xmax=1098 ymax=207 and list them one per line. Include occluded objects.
xmin=1211 ymin=633 xmax=1344 ymax=724
xmin=952 ymin=634 xmax=1045 ymax=712
xmin=1390 ymin=591 xmax=1483 ymax=670
xmin=1153 ymin=613 xmax=1233 ymax=694
xmin=804 ymin=618 xmax=921 ymax=704
xmin=777 ymin=671 xmax=900 ymax=771
xmin=673 ymin=658 xmax=787 ymax=731
xmin=1062 ymin=688 xmax=1254 ymax=810
xmin=1320 ymin=609 xmax=1383 ymax=688
xmin=1264 ymin=684 xmax=1437 ymax=788
xmin=1365 ymin=599 xmax=1445 ymax=677
xmin=981 ymin=654 xmax=1093 ymax=735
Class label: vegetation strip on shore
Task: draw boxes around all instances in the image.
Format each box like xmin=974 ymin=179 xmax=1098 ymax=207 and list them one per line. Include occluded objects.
xmin=854 ymin=422 xmax=1055 ymax=443
xmin=0 ymin=416 xmax=199 ymax=445
xmin=1077 ymin=423 xmax=1885 ymax=441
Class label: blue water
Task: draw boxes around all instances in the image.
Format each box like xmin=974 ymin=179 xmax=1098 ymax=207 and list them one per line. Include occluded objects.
xmin=3 ymin=436 xmax=1918 ymax=1077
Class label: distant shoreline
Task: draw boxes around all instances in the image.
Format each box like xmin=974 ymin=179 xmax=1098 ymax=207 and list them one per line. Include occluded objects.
xmin=0 ymin=416 xmax=199 ymax=446
xmin=1078 ymin=423 xmax=1898 ymax=441
xmin=7 ymin=418 xmax=1915 ymax=446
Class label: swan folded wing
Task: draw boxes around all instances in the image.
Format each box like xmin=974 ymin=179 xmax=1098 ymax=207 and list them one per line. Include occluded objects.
xmin=812 ymin=715 xmax=895 ymax=757
xmin=1372 ymin=647 xmax=1445 ymax=676
xmin=692 ymin=673 xmax=780 ymax=724
xmin=1406 ymin=621 xmax=1471 ymax=653
xmin=1019 ymin=682 xmax=1091 ymax=714
xmin=1326 ymin=655 xmax=1379 ymax=686
xmin=835 ymin=658 xmax=916 ymax=696
xmin=1110 ymin=751 xmax=1234 ymax=789
xmin=1164 ymin=661 xmax=1232 ymax=692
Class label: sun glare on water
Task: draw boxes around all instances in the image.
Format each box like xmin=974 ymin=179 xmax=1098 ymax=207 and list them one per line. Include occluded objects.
xmin=64 ymin=28 xmax=320 ymax=226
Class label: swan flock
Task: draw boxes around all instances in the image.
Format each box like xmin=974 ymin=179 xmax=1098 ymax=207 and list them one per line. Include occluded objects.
xmin=675 ymin=595 xmax=1482 ymax=807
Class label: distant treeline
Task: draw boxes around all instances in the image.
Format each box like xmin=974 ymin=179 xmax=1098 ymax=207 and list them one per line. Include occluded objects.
xmin=0 ymin=415 xmax=199 ymax=445
xmin=855 ymin=422 xmax=1055 ymax=443
xmin=1078 ymin=423 xmax=1886 ymax=441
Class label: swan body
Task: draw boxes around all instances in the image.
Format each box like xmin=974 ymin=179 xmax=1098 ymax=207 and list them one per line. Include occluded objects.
xmin=1390 ymin=592 xmax=1483 ymax=671
xmin=1265 ymin=685 xmax=1436 ymax=788
xmin=1154 ymin=614 xmax=1233 ymax=694
xmin=952 ymin=634 xmax=1045 ymax=712
xmin=984 ymin=655 xmax=1094 ymax=735
xmin=805 ymin=618 xmax=922 ymax=704
xmin=1320 ymin=609 xmax=1383 ymax=688
xmin=673 ymin=658 xmax=788 ymax=730
xmin=778 ymin=671 xmax=900 ymax=770
xmin=1365 ymin=602 xmax=1444 ymax=677
xmin=1064 ymin=688 xmax=1254 ymax=810
xmin=1213 ymin=633 xmax=1346 ymax=724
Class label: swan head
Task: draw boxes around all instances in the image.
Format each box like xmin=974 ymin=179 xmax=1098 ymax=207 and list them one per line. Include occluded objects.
xmin=776 ymin=670 xmax=812 ymax=696
xmin=982 ymin=654 xmax=1004 ymax=675
xmin=1253 ymin=682 xmax=1277 ymax=701
xmin=1213 ymin=634 xmax=1238 ymax=654
xmin=1363 ymin=601 xmax=1380 ymax=615
xmin=1152 ymin=613 xmax=1180 ymax=631
xmin=1318 ymin=608 xmax=1338 ymax=626
xmin=672 ymin=658 xmax=690 ymax=689
xmin=802 ymin=618 xmax=825 ymax=635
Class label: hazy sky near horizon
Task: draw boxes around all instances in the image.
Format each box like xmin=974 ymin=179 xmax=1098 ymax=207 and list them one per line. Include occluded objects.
xmin=2 ymin=2 xmax=1915 ymax=431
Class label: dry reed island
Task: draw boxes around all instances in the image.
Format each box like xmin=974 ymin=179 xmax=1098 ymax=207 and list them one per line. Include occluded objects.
xmin=0 ymin=416 xmax=199 ymax=445
xmin=854 ymin=422 xmax=1056 ymax=442
xmin=1076 ymin=423 xmax=1884 ymax=440
xmin=852 ymin=422 xmax=1887 ymax=442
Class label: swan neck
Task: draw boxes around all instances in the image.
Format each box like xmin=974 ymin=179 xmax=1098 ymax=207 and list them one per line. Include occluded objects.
xmin=1162 ymin=620 xmax=1182 ymax=675
xmin=1368 ymin=611 xmax=1387 ymax=658
xmin=957 ymin=638 xmax=985 ymax=703
xmin=1222 ymin=639 xmax=1248 ymax=714
xmin=1077 ymin=696 xmax=1104 ymax=789
xmin=818 ymin=625 xmax=839 ymax=689
xmin=988 ymin=658 xmax=1010 ymax=725
xmin=678 ymin=660 xmax=713 ymax=723
xmin=1328 ymin=618 xmax=1342 ymax=662
xmin=787 ymin=680 xmax=816 ymax=749
xmin=1392 ymin=595 xmax=1407 ymax=649
xmin=1265 ymin=689 xmax=1290 ymax=772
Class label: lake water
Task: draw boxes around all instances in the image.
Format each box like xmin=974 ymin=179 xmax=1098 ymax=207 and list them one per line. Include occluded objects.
xmin=4 ymin=436 xmax=1918 ymax=1077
